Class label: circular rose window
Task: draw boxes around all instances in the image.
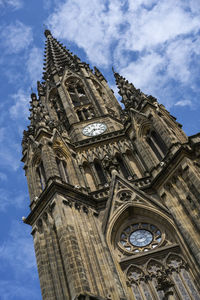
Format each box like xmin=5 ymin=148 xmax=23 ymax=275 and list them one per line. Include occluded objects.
xmin=119 ymin=223 xmax=162 ymax=253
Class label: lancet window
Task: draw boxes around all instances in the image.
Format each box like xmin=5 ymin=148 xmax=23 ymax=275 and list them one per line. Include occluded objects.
xmin=94 ymin=160 xmax=107 ymax=185
xmin=126 ymin=150 xmax=143 ymax=178
xmin=76 ymin=106 xmax=95 ymax=121
xmin=36 ymin=161 xmax=46 ymax=191
xmin=49 ymin=89 xmax=70 ymax=129
xmin=82 ymin=162 xmax=96 ymax=191
xmin=146 ymin=129 xmax=167 ymax=161
xmin=66 ymin=77 xmax=89 ymax=107
xmin=116 ymin=154 xmax=130 ymax=179
xmin=126 ymin=255 xmax=200 ymax=300
xmin=56 ymin=157 xmax=69 ymax=183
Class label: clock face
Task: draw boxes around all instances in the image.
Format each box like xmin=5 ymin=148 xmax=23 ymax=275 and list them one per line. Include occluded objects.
xmin=82 ymin=122 xmax=107 ymax=137
xmin=129 ymin=229 xmax=153 ymax=247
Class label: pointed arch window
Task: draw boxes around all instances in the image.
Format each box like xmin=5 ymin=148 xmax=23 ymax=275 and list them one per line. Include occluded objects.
xmin=82 ymin=108 xmax=89 ymax=119
xmin=116 ymin=155 xmax=130 ymax=178
xmin=166 ymin=254 xmax=200 ymax=300
xmin=126 ymin=255 xmax=200 ymax=300
xmin=37 ymin=161 xmax=46 ymax=191
xmin=76 ymin=106 xmax=96 ymax=121
xmin=83 ymin=162 xmax=96 ymax=191
xmin=127 ymin=266 xmax=152 ymax=300
xmin=66 ymin=78 xmax=89 ymax=107
xmin=77 ymin=110 xmax=84 ymax=121
xmin=127 ymin=263 xmax=165 ymax=300
xmin=146 ymin=129 xmax=167 ymax=161
xmin=94 ymin=160 xmax=107 ymax=185
xmin=56 ymin=157 xmax=69 ymax=183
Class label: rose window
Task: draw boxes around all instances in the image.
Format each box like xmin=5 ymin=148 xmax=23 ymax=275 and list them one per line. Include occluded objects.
xmin=119 ymin=223 xmax=162 ymax=253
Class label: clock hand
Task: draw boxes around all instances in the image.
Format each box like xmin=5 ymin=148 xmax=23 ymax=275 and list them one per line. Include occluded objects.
xmin=90 ymin=128 xmax=96 ymax=135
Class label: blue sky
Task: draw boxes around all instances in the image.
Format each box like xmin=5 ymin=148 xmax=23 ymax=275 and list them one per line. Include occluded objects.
xmin=0 ymin=0 xmax=200 ymax=299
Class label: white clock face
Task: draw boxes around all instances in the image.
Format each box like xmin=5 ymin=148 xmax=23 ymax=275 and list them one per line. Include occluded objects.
xmin=82 ymin=122 xmax=107 ymax=137
xmin=129 ymin=229 xmax=153 ymax=247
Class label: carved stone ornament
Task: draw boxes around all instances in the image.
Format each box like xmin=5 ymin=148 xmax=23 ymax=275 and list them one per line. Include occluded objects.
xmin=156 ymin=272 xmax=174 ymax=297
xmin=37 ymin=81 xmax=46 ymax=96
xmin=102 ymin=154 xmax=119 ymax=175
xmin=22 ymin=93 xmax=60 ymax=152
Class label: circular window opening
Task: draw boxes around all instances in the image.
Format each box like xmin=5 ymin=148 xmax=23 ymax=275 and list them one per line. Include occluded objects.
xmin=119 ymin=223 xmax=162 ymax=253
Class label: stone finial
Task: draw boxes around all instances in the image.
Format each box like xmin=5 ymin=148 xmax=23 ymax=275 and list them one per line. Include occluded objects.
xmin=44 ymin=29 xmax=52 ymax=38
xmin=37 ymin=81 xmax=45 ymax=96
xmin=31 ymin=92 xmax=37 ymax=101
xmin=103 ymin=154 xmax=119 ymax=176
xmin=22 ymin=216 xmax=26 ymax=222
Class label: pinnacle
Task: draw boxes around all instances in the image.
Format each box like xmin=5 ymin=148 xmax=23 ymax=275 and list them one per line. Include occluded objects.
xmin=113 ymin=70 xmax=147 ymax=110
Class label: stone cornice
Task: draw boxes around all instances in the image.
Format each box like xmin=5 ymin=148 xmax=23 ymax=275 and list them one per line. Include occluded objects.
xmin=25 ymin=180 xmax=95 ymax=226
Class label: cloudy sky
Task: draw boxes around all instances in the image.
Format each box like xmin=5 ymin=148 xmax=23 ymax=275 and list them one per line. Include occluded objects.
xmin=0 ymin=0 xmax=200 ymax=299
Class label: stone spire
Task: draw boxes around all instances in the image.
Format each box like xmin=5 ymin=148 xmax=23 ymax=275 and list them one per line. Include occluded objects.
xmin=43 ymin=29 xmax=80 ymax=79
xmin=113 ymin=71 xmax=157 ymax=110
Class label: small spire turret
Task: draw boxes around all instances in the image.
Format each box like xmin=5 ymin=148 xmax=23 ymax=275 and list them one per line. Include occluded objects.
xmin=113 ymin=71 xmax=147 ymax=110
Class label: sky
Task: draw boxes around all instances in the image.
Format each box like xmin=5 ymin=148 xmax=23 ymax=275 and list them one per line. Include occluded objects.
xmin=0 ymin=0 xmax=200 ymax=299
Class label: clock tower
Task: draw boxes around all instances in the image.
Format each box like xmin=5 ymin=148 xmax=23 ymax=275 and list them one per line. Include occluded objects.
xmin=22 ymin=30 xmax=200 ymax=300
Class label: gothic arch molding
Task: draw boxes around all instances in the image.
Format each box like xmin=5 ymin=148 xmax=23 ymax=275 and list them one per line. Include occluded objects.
xmin=52 ymin=139 xmax=71 ymax=160
xmin=106 ymin=202 xmax=181 ymax=253
xmin=32 ymin=148 xmax=42 ymax=167
xmin=138 ymin=121 xmax=152 ymax=138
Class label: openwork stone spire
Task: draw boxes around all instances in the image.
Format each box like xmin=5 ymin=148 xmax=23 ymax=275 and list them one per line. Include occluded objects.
xmin=114 ymin=71 xmax=157 ymax=110
xmin=43 ymin=29 xmax=80 ymax=79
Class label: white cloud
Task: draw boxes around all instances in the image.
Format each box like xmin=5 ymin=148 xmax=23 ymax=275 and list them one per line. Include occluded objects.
xmin=0 ymin=189 xmax=26 ymax=211
xmin=0 ymin=21 xmax=33 ymax=54
xmin=0 ymin=221 xmax=36 ymax=270
xmin=42 ymin=0 xmax=60 ymax=10
xmin=47 ymin=0 xmax=200 ymax=65
xmin=26 ymin=47 xmax=43 ymax=85
xmin=0 ymin=281 xmax=40 ymax=300
xmin=9 ymin=89 xmax=29 ymax=120
xmin=124 ymin=0 xmax=200 ymax=52
xmin=47 ymin=0 xmax=200 ymax=108
xmin=0 ymin=0 xmax=23 ymax=9
xmin=0 ymin=144 xmax=20 ymax=171
xmin=0 ymin=222 xmax=41 ymax=299
xmin=0 ymin=89 xmax=30 ymax=172
xmin=175 ymin=100 xmax=192 ymax=107
xmin=188 ymin=0 xmax=200 ymax=14
xmin=166 ymin=37 xmax=200 ymax=84
xmin=47 ymin=0 xmax=124 ymax=65
xmin=119 ymin=52 xmax=164 ymax=92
